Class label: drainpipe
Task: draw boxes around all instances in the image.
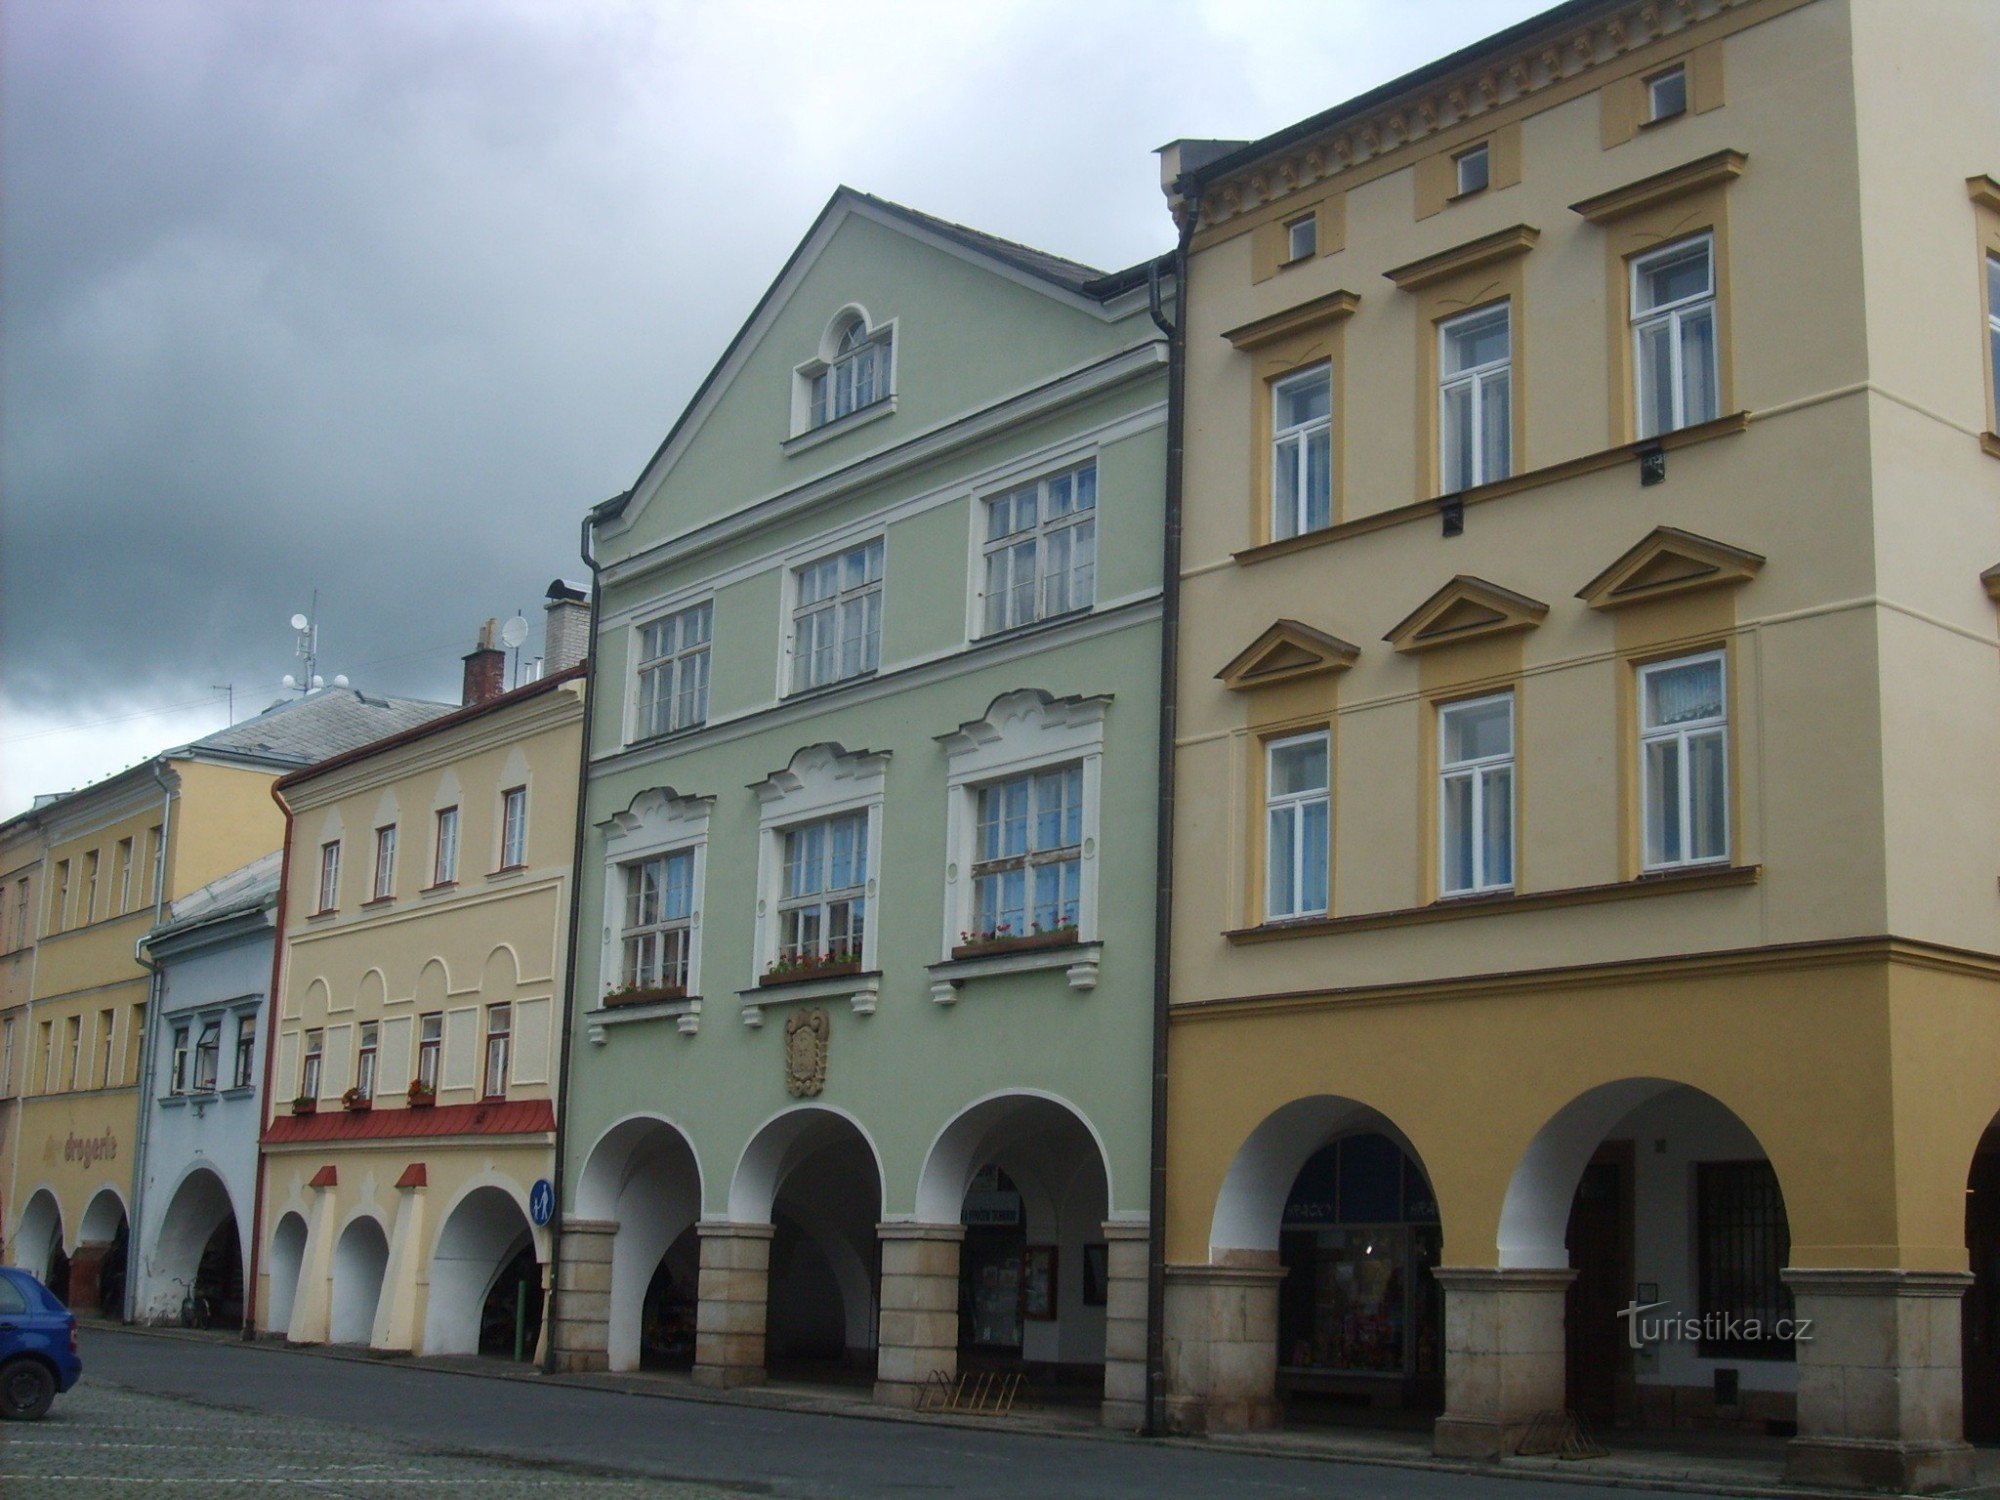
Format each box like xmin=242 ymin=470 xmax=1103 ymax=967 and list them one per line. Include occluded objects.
xmin=541 ymin=508 xmax=603 ymax=1374
xmin=1143 ymin=209 xmax=1193 ymax=1438
xmin=242 ymin=778 xmax=296 ymax=1340
xmin=123 ymin=759 xmax=175 ymax=1323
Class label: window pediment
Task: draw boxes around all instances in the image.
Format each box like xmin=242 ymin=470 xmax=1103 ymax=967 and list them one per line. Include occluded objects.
xmin=1570 ymin=149 xmax=1746 ymax=226
xmin=936 ymin=689 xmax=1110 ymax=778
xmin=1222 ymin=289 xmax=1360 ymax=351
xmin=1385 ymin=575 xmax=1547 ymax=654
xmin=1217 ymin=620 xmax=1359 ymax=691
xmin=1576 ymin=526 xmax=1764 ymax=611
xmin=749 ymin=743 xmax=890 ymax=816
xmin=600 ymin=786 xmax=713 ymax=852
xmin=1383 ymin=224 xmax=1539 ymax=293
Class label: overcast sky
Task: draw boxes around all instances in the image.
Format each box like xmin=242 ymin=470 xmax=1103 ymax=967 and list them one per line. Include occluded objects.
xmin=0 ymin=0 xmax=1546 ymax=818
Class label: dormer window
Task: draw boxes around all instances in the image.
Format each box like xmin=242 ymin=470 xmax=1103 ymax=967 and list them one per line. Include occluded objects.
xmin=808 ymin=314 xmax=893 ymax=430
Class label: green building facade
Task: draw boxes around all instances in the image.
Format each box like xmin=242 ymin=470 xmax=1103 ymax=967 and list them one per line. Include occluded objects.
xmin=551 ymin=190 xmax=1169 ymax=1425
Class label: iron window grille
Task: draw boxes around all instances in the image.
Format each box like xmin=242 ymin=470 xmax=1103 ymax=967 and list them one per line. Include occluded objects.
xmin=1697 ymin=1159 xmax=1794 ymax=1359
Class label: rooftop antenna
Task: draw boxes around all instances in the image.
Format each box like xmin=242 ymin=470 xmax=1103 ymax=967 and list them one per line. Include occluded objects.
xmin=501 ymin=613 xmax=529 ymax=688
xmin=281 ymin=590 xmax=331 ymax=696
xmin=212 ymin=684 xmax=235 ymax=725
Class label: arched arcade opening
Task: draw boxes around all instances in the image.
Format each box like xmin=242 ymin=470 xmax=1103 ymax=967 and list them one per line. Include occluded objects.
xmin=424 ymin=1185 xmax=542 ymax=1360
xmin=570 ymin=1116 xmax=703 ymax=1373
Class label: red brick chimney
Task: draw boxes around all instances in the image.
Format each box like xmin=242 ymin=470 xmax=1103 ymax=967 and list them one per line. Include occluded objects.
xmin=461 ymin=620 xmax=505 ymax=706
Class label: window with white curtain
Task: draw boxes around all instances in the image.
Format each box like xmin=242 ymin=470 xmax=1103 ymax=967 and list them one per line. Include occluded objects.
xmin=1271 ymin=365 xmax=1333 ymax=540
xmin=635 ymin=602 xmax=712 ymax=738
xmin=1266 ymin=732 xmax=1330 ymax=920
xmin=1439 ymin=304 xmax=1512 ymax=493
xmin=982 ymin=464 xmax=1096 ymax=635
xmin=621 ymin=849 xmax=695 ymax=992
xmin=970 ymin=765 xmax=1084 ymax=942
xmin=1640 ymin=652 xmax=1729 ymax=869
xmin=1438 ymin=693 xmax=1515 ymax=896
xmin=775 ymin=813 xmax=868 ymax=966
xmin=791 ymin=540 xmax=883 ymax=692
xmin=810 ymin=320 xmax=892 ymax=428
xmin=1632 ymin=235 xmax=1719 ymax=438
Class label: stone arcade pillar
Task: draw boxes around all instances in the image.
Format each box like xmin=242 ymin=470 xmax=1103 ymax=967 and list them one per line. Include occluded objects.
xmin=1099 ymin=1221 xmax=1150 ymax=1429
xmin=693 ymin=1221 xmax=773 ymax=1388
xmin=1430 ymin=1267 xmax=1574 ymax=1459
xmin=1782 ymin=1269 xmax=1975 ymax=1493
xmin=549 ymin=1217 xmax=616 ymax=1373
xmin=1161 ymin=1261 xmax=1286 ymax=1432
xmin=65 ymin=1242 xmax=110 ymax=1315
xmin=873 ymin=1223 xmax=963 ymax=1407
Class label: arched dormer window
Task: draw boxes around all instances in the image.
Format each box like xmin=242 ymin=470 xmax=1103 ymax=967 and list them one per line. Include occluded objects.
xmin=798 ymin=308 xmax=894 ymax=433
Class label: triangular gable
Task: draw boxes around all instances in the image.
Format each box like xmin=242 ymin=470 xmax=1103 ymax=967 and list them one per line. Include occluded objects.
xmin=1217 ymin=620 xmax=1359 ymax=690
xmin=1577 ymin=527 xmax=1765 ymax=611
xmin=598 ymin=188 xmax=1135 ymax=542
xmin=1385 ymin=576 xmax=1548 ymax=654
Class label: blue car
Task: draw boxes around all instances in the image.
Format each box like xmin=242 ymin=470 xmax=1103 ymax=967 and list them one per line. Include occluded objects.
xmin=0 ymin=1267 xmax=81 ymax=1420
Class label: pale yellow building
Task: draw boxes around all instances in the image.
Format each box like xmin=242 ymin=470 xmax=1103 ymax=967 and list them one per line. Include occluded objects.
xmin=257 ymin=621 xmax=584 ymax=1361
xmin=0 ymin=810 xmax=45 ymax=1254
xmin=3 ymin=687 xmax=448 ymax=1315
xmin=1156 ymin=0 xmax=1998 ymax=1490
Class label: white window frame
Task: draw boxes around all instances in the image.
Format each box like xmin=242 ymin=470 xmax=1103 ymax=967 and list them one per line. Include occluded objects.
xmin=1438 ymin=303 xmax=1512 ymax=493
xmin=191 ymin=1017 xmax=219 ymax=1092
xmin=968 ymin=764 xmax=1085 ymax=945
xmin=1646 ymin=63 xmax=1688 ymax=122
xmin=794 ymin=309 xmax=896 ymax=434
xmin=317 ymin=841 xmax=340 ymax=913
xmin=1454 ymin=141 xmax=1491 ymax=197
xmin=978 ymin=461 xmax=1097 ymax=637
xmin=1638 ymin=650 xmax=1731 ymax=871
xmin=96 ymin=1009 xmax=114 ymax=1089
xmin=1631 ymin=234 xmax=1720 ymax=439
xmin=355 ymin=1021 xmax=377 ymax=1101
xmin=232 ymin=1011 xmax=257 ymax=1090
xmin=116 ymin=838 xmax=133 ymax=914
xmin=599 ymin=788 xmax=711 ymax=1009
xmin=1271 ymin=364 xmax=1334 ymax=541
xmin=417 ymin=1013 xmax=442 ymax=1092
xmin=751 ymin=746 xmax=887 ymax=980
xmin=1264 ymin=731 xmax=1331 ymax=921
xmin=170 ymin=1024 xmax=191 ymax=1096
xmin=82 ymin=850 xmax=98 ymax=925
xmin=0 ymin=1017 xmax=14 ymax=1097
xmin=1285 ymin=213 xmax=1317 ymax=263
xmin=300 ymin=1028 xmax=323 ymax=1100
xmin=65 ymin=1015 xmax=81 ymax=1090
xmin=432 ymin=806 xmax=459 ymax=887
xmin=499 ymin=786 xmax=529 ymax=870
xmin=1437 ymin=692 xmax=1516 ymax=897
xmin=939 ymin=691 xmax=1107 ymax=957
xmin=1986 ymin=254 xmax=1999 ymax=427
xmin=482 ymin=1003 xmax=510 ymax=1099
xmin=633 ymin=600 xmax=713 ymax=741
xmin=619 ymin=847 xmax=698 ymax=994
xmin=786 ymin=538 xmax=884 ymax=694
xmin=372 ymin=825 xmax=396 ymax=901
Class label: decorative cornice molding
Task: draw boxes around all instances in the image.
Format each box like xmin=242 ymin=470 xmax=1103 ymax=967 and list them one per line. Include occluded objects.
xmin=1577 ymin=526 xmax=1765 ymax=611
xmin=748 ymin=742 xmax=891 ymax=804
xmin=935 ymin=689 xmax=1112 ymax=759
xmin=1217 ymin=620 xmax=1360 ymax=690
xmin=1385 ymin=575 xmax=1549 ymax=654
xmin=1385 ymin=224 xmax=1541 ymax=292
xmin=598 ymin=785 xmax=714 ymax=845
xmin=1569 ymin=148 xmax=1747 ymax=225
xmin=1221 ymin=289 xmax=1360 ymax=351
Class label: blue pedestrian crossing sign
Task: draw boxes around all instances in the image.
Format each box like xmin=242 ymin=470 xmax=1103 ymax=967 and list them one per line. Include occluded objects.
xmin=529 ymin=1178 xmax=555 ymax=1227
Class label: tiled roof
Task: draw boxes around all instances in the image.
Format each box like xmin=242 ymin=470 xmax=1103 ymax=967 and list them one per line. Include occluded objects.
xmin=856 ymin=191 xmax=1110 ymax=294
xmin=151 ymin=850 xmax=283 ymax=939
xmin=262 ymin=1097 xmax=555 ymax=1145
xmin=181 ymin=688 xmax=456 ymax=770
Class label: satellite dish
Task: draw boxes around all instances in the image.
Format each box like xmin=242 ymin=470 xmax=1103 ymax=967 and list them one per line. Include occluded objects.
xmin=501 ymin=616 xmax=529 ymax=649
xmin=332 ymin=674 xmax=350 ymax=688
xmin=310 ymin=674 xmax=324 ymax=689
xmin=290 ymin=613 xmax=309 ymax=632
xmin=282 ymin=674 xmax=297 ymax=689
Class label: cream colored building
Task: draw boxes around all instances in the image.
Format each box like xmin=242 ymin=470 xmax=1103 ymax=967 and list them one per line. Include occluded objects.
xmin=0 ymin=810 xmax=46 ymax=1258
xmin=1156 ymin=0 xmax=1998 ymax=1490
xmin=257 ymin=625 xmax=583 ymax=1361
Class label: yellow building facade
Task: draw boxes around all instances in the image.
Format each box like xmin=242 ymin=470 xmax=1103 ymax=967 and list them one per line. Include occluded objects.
xmin=0 ymin=811 xmax=46 ymax=1258
xmin=257 ymin=659 xmax=582 ymax=1362
xmin=1157 ymin=0 xmax=1998 ymax=1490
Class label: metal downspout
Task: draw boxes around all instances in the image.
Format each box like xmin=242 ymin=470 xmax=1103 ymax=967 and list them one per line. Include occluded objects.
xmin=1143 ymin=217 xmax=1191 ymax=1437
xmin=123 ymin=759 xmax=174 ymax=1323
xmin=242 ymin=779 xmax=296 ymax=1339
xmin=541 ymin=510 xmax=602 ymax=1374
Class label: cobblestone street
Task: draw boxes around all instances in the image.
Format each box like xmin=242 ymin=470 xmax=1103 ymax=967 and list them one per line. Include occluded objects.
xmin=0 ymin=1377 xmax=733 ymax=1499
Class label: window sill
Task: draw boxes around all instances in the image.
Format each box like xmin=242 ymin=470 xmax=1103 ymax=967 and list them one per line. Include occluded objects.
xmin=972 ymin=605 xmax=1093 ymax=648
xmin=625 ymin=720 xmax=710 ymax=754
xmin=928 ymin=941 xmax=1102 ymax=1004
xmin=781 ymin=670 xmax=880 ymax=706
xmin=361 ymin=896 xmax=396 ymax=909
xmin=419 ymin=881 xmax=457 ymax=898
xmin=783 ymin=396 xmax=896 ymax=454
xmin=586 ymin=993 xmax=702 ymax=1042
xmin=485 ymin=865 xmax=529 ymax=885
xmin=1231 ymin=411 xmax=1749 ymax=566
xmin=736 ymin=969 xmax=881 ymax=1028
xmin=1224 ymin=863 xmax=1760 ymax=942
xmin=307 ymin=908 xmax=338 ymax=922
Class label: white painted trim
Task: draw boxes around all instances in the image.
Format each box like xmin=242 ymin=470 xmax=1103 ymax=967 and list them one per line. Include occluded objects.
xmin=598 ymin=788 xmax=712 ymax=1015
xmin=747 ymin=745 xmax=889 ymax=986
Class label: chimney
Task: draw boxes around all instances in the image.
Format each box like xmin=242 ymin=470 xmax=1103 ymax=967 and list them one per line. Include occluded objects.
xmin=461 ymin=619 xmax=505 ymax=706
xmin=543 ymin=579 xmax=590 ymax=674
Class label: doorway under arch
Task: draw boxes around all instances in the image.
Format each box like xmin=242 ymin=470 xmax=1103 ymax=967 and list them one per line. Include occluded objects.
xmin=424 ymin=1185 xmax=539 ymax=1359
xmin=573 ymin=1115 xmax=703 ymax=1373
xmin=328 ymin=1216 xmax=389 ymax=1346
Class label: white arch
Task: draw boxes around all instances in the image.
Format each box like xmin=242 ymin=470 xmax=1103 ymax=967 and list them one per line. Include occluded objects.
xmin=575 ymin=1114 xmax=704 ymax=1373
xmin=266 ymin=1211 xmax=309 ymax=1337
xmin=13 ymin=1188 xmax=63 ymax=1278
xmin=1497 ymin=1077 xmax=1783 ymax=1268
xmin=328 ymin=1214 xmax=390 ymax=1344
xmin=79 ymin=1184 xmax=129 ymax=1247
xmin=145 ymin=1166 xmax=237 ymax=1323
xmin=913 ymin=1088 xmax=1115 ymax=1225
xmin=1209 ymin=1095 xmax=1431 ymax=1256
xmin=422 ymin=1183 xmax=534 ymax=1356
xmin=816 ymin=303 xmax=876 ymax=360
xmin=729 ymin=1104 xmax=884 ymax=1224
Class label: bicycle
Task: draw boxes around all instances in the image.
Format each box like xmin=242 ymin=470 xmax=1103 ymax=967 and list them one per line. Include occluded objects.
xmin=172 ymin=1277 xmax=212 ymax=1330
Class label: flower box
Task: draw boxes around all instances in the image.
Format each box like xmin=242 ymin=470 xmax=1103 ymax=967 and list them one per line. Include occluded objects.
xmin=290 ymin=1096 xmax=317 ymax=1117
xmin=602 ymin=984 xmax=687 ymax=1009
xmin=407 ymin=1081 xmax=437 ymax=1109
xmin=341 ymin=1089 xmax=372 ymax=1113
xmin=759 ymin=956 xmax=862 ymax=987
xmin=950 ymin=928 xmax=1080 ymax=962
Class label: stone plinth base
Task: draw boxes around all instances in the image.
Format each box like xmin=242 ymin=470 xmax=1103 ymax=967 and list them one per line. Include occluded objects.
xmin=1782 ymin=1269 xmax=1974 ymax=1493
xmin=1431 ymin=1266 xmax=1574 ymax=1460
xmin=1162 ymin=1260 xmax=1285 ymax=1433
xmin=1099 ymin=1222 xmax=1150 ymax=1430
xmin=873 ymin=1223 xmax=964 ymax=1408
xmin=548 ymin=1217 xmax=616 ymax=1374
xmin=694 ymin=1221 xmax=774 ymax=1388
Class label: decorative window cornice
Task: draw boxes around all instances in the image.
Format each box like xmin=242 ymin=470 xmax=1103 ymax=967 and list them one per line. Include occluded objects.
xmin=1570 ymin=148 xmax=1747 ymax=225
xmin=1576 ymin=526 xmax=1764 ymax=611
xmin=1217 ymin=620 xmax=1360 ymax=691
xmin=748 ymin=743 xmax=890 ymax=812
xmin=1967 ymin=175 xmax=2000 ymax=214
xmin=1385 ymin=575 xmax=1549 ymax=654
xmin=1384 ymin=224 xmax=1540 ymax=292
xmin=936 ymin=690 xmax=1111 ymax=778
xmin=1221 ymin=290 xmax=1360 ymax=351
